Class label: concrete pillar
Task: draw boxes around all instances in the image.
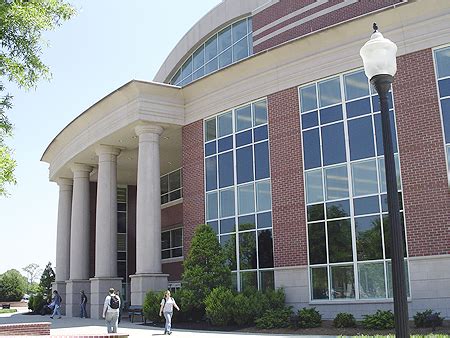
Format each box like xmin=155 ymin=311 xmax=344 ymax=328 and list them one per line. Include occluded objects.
xmin=55 ymin=178 xmax=72 ymax=283
xmin=130 ymin=124 xmax=168 ymax=305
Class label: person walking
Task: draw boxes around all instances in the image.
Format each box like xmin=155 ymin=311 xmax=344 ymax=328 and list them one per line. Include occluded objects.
xmin=49 ymin=290 xmax=62 ymax=319
xmin=80 ymin=290 xmax=88 ymax=318
xmin=102 ymin=288 xmax=121 ymax=333
xmin=159 ymin=290 xmax=180 ymax=335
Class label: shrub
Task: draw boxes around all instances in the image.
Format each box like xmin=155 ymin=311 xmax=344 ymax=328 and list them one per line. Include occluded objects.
xmin=204 ymin=286 xmax=235 ymax=326
xmin=362 ymin=310 xmax=394 ymax=329
xmin=28 ymin=293 xmax=47 ymax=314
xmin=232 ymin=292 xmax=255 ymax=326
xmin=297 ymin=307 xmax=322 ymax=328
xmin=0 ymin=269 xmax=27 ymax=301
xmin=255 ymin=307 xmax=293 ymax=329
xmin=333 ymin=312 xmax=356 ymax=328
xmin=142 ymin=290 xmax=165 ymax=323
xmin=413 ymin=309 xmax=444 ymax=328
xmin=264 ymin=288 xmax=285 ymax=310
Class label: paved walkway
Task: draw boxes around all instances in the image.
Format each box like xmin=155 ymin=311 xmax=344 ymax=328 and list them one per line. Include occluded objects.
xmin=0 ymin=308 xmax=334 ymax=337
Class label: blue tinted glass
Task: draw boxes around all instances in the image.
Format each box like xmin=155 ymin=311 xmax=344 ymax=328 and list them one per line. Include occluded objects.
xmin=344 ymin=71 xmax=369 ymax=100
xmin=348 ymin=116 xmax=375 ymax=160
xmin=435 ymin=47 xmax=450 ymax=78
xmin=218 ymin=135 xmax=233 ymax=152
xmin=320 ymin=105 xmax=342 ymax=124
xmin=326 ymin=200 xmax=350 ymax=219
xmin=303 ymin=128 xmax=321 ymax=169
xmin=318 ymin=77 xmax=341 ymax=107
xmin=236 ymin=130 xmax=252 ymax=147
xmin=205 ymin=156 xmax=217 ymax=191
xmin=300 ymin=85 xmax=317 ymax=112
xmin=443 ymin=99 xmax=450 ymax=143
xmin=346 ymin=97 xmax=371 ymax=118
xmin=255 ymin=141 xmax=270 ymax=180
xmin=208 ymin=221 xmax=218 ymax=234
xmin=236 ymin=146 xmax=254 ymax=184
xmin=322 ymin=123 xmax=346 ymax=165
xmin=354 ymin=196 xmax=380 ymax=216
xmin=439 ymin=78 xmax=450 ymax=98
xmin=205 ymin=141 xmax=216 ymax=156
xmin=218 ymin=152 xmax=234 ymax=188
xmin=220 ymin=218 xmax=235 ymax=234
xmin=301 ymin=111 xmax=318 ymax=129
xmin=254 ymin=125 xmax=268 ymax=142
xmin=239 ymin=215 xmax=256 ymax=231
xmin=257 ymin=212 xmax=272 ymax=229
xmin=374 ymin=112 xmax=398 ymax=155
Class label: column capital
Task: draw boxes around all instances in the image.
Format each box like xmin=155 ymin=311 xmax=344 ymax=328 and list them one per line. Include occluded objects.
xmin=135 ymin=124 xmax=164 ymax=137
xmin=71 ymin=163 xmax=93 ymax=179
xmin=56 ymin=177 xmax=73 ymax=188
xmin=95 ymin=145 xmax=121 ymax=157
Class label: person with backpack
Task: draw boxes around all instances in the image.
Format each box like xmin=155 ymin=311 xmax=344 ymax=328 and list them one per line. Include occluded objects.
xmin=49 ymin=290 xmax=62 ymax=319
xmin=80 ymin=290 xmax=88 ymax=318
xmin=102 ymin=287 xmax=120 ymax=333
xmin=159 ymin=290 xmax=180 ymax=335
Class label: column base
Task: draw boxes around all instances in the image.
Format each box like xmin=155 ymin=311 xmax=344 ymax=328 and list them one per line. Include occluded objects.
xmin=89 ymin=277 xmax=123 ymax=319
xmin=65 ymin=280 xmax=91 ymax=318
xmin=52 ymin=281 xmax=67 ymax=315
xmin=130 ymin=273 xmax=169 ymax=306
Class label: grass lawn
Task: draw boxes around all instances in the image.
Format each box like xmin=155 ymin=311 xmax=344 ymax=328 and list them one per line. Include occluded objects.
xmin=0 ymin=309 xmax=17 ymax=314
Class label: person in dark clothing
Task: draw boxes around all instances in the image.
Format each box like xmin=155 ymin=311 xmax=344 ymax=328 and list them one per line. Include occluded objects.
xmin=80 ymin=290 xmax=88 ymax=318
xmin=115 ymin=290 xmax=124 ymax=324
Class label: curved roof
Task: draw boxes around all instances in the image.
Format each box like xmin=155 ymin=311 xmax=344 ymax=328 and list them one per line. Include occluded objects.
xmin=153 ymin=0 xmax=269 ymax=83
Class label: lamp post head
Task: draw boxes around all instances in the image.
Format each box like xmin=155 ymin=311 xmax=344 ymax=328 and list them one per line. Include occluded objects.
xmin=360 ymin=23 xmax=398 ymax=80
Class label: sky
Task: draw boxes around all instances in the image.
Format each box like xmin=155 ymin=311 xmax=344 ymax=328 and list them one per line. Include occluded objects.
xmin=0 ymin=0 xmax=222 ymax=275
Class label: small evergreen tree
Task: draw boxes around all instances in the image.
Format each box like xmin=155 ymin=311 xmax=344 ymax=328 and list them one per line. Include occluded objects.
xmin=0 ymin=269 xmax=27 ymax=301
xmin=181 ymin=224 xmax=231 ymax=317
xmin=39 ymin=262 xmax=55 ymax=302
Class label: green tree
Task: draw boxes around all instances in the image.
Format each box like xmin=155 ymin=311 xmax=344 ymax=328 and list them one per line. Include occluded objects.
xmin=22 ymin=263 xmax=41 ymax=292
xmin=0 ymin=0 xmax=76 ymax=196
xmin=181 ymin=224 xmax=231 ymax=317
xmin=0 ymin=269 xmax=27 ymax=301
xmin=39 ymin=262 xmax=55 ymax=302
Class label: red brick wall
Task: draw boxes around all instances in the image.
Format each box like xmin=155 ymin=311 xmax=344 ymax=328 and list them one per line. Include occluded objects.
xmin=394 ymin=48 xmax=450 ymax=256
xmin=268 ymin=87 xmax=308 ymax=267
xmin=127 ymin=185 xmax=137 ymax=277
xmin=253 ymin=0 xmax=403 ymax=53
xmin=0 ymin=323 xmax=50 ymax=336
xmin=182 ymin=121 xmax=205 ymax=256
xmin=161 ymin=203 xmax=183 ymax=230
xmin=162 ymin=261 xmax=183 ymax=281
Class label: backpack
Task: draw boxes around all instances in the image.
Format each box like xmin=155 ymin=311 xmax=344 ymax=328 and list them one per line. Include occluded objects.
xmin=59 ymin=295 xmax=63 ymax=304
xmin=109 ymin=295 xmax=119 ymax=309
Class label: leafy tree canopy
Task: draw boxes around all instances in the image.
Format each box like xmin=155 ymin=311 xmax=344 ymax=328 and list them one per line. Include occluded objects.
xmin=0 ymin=0 xmax=76 ymax=196
xmin=0 ymin=268 xmax=27 ymax=301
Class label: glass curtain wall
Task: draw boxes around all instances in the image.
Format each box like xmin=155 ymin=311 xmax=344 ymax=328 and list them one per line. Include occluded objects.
xmin=299 ymin=69 xmax=409 ymax=301
xmin=204 ymin=98 xmax=274 ymax=291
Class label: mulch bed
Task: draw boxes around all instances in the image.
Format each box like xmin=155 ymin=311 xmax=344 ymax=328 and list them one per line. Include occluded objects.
xmin=142 ymin=320 xmax=450 ymax=336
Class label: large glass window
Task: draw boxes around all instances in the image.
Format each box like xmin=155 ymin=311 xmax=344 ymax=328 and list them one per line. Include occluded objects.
xmin=300 ymin=70 xmax=409 ymax=301
xmin=204 ymin=98 xmax=273 ymax=291
xmin=434 ymin=46 xmax=450 ymax=183
xmin=170 ymin=17 xmax=253 ymax=87
xmin=161 ymin=168 xmax=183 ymax=205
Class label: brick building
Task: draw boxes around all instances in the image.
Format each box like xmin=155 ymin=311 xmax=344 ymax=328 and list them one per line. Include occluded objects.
xmin=42 ymin=0 xmax=450 ymax=319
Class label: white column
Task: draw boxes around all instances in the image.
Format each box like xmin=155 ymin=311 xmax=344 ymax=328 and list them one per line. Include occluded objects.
xmin=55 ymin=178 xmax=73 ymax=282
xmin=135 ymin=124 xmax=164 ymax=274
xmin=69 ymin=164 xmax=92 ymax=280
xmin=95 ymin=145 xmax=121 ymax=278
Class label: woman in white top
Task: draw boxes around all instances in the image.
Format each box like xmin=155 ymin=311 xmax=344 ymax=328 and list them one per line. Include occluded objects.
xmin=159 ymin=290 xmax=180 ymax=335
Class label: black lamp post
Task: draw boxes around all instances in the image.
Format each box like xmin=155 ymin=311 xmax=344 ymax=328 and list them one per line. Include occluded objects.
xmin=360 ymin=23 xmax=409 ymax=338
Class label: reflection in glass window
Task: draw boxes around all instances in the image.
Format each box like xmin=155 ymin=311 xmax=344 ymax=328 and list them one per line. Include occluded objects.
xmin=355 ymin=215 xmax=383 ymax=260
xmin=236 ymin=105 xmax=252 ymax=132
xmin=300 ymin=84 xmax=317 ymax=112
xmin=325 ymin=165 xmax=349 ymax=200
xmin=344 ymin=70 xmax=370 ymax=100
xmin=238 ymin=183 xmax=255 ymax=215
xmin=206 ymin=192 xmax=218 ymax=220
xmin=218 ymin=111 xmax=233 ymax=137
xmin=331 ymin=265 xmax=355 ymax=299
xmin=161 ymin=169 xmax=183 ymax=205
xmin=256 ymin=180 xmax=271 ymax=212
xmin=358 ymin=262 xmax=385 ymax=299
xmin=352 ymin=159 xmax=378 ymax=196
xmin=318 ymin=77 xmax=341 ymax=107
xmin=305 ymin=169 xmax=323 ymax=204
xmin=311 ymin=267 xmax=328 ymax=300
xmin=321 ymin=123 xmax=346 ymax=165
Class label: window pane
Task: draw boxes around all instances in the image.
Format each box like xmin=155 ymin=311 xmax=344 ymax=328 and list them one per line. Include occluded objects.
xmin=307 ymin=203 xmax=324 ymax=222
xmin=328 ymin=219 xmax=352 ymax=263
xmin=303 ymin=128 xmax=321 ymax=169
xmin=325 ymin=165 xmax=349 ymax=200
xmin=441 ymin=99 xmax=450 ymax=143
xmin=260 ymin=270 xmax=275 ymax=291
xmin=302 ymin=111 xmax=318 ymax=129
xmin=218 ymin=26 xmax=232 ymax=53
xmin=172 ymin=228 xmax=182 ymax=247
xmin=238 ymin=183 xmax=255 ymax=215
xmin=354 ymin=196 xmax=380 ymax=216
xmin=220 ymin=188 xmax=235 ymax=218
xmin=233 ymin=36 xmax=249 ymax=61
xmin=208 ymin=220 xmax=219 ymax=234
xmin=435 ymin=47 xmax=450 ymax=78
xmin=218 ymin=152 xmax=234 ymax=188
xmin=193 ymin=46 xmax=204 ymax=70
xmin=322 ymin=123 xmax=346 ymax=165
xmin=218 ymin=111 xmax=233 ymax=137
xmin=117 ymin=202 xmax=126 ymax=212
xmin=236 ymin=146 xmax=254 ymax=184
xmin=311 ymin=267 xmax=328 ymax=300
xmin=438 ymin=78 xmax=450 ymax=98
xmin=172 ymin=248 xmax=182 ymax=257
xmin=352 ymin=159 xmax=378 ymax=196
xmin=378 ymin=155 xmax=401 ymax=193
xmin=181 ymin=57 xmax=193 ymax=79
xmin=326 ymin=199 xmax=350 ymax=219
xmin=241 ymin=271 xmax=257 ymax=292
xmin=320 ymin=105 xmax=342 ymax=124
xmin=256 ymin=180 xmax=271 ymax=212
xmin=239 ymin=231 xmax=257 ymax=270
xmin=205 ymin=58 xmax=218 ymax=74
xmin=162 ymin=250 xmax=170 ymax=259
xmin=169 ymin=189 xmax=181 ymax=201
xmin=117 ymin=213 xmax=126 ymax=233
xmin=236 ymin=130 xmax=252 ymax=147
xmin=254 ymin=125 xmax=268 ymax=142
xmin=218 ymin=135 xmax=233 ymax=153
xmin=221 ymin=233 xmax=237 ymax=270
xmin=220 ymin=218 xmax=235 ymax=234
xmin=168 ymin=170 xmax=181 ymax=191
xmin=348 ymin=116 xmax=375 ymax=160
xmin=193 ymin=66 xmax=204 ymax=81
xmin=257 ymin=212 xmax=272 ymax=229
xmin=305 ymin=169 xmax=323 ymax=204
xmin=171 ymin=69 xmax=181 ymax=85
xmin=346 ymin=97 xmax=371 ymax=118
xmin=300 ymin=84 xmax=317 ymax=112
xmin=318 ymin=77 xmax=341 ymax=107
xmin=236 ymin=105 xmax=252 ymax=132
xmin=258 ymin=229 xmax=274 ymax=268
xmin=344 ymin=70 xmax=369 ymax=100
xmin=255 ymin=141 xmax=270 ymax=180
xmin=308 ymin=222 xmax=326 ymax=264
xmin=238 ymin=214 xmax=255 ymax=231
xmin=206 ymin=192 xmax=218 ymax=220
xmin=358 ymin=262 xmax=386 ymax=299
xmin=205 ymin=35 xmax=218 ymax=61
xmin=161 ymin=232 xmax=170 ymax=250
xmin=205 ymin=156 xmax=217 ymax=191
xmin=330 ymin=265 xmax=355 ymax=299
xmin=161 ymin=175 xmax=168 ymax=195
xmin=205 ymin=118 xmax=216 ymax=141
xmin=161 ymin=195 xmax=168 ymax=205
xmin=355 ymin=215 xmax=383 ymax=261
xmin=232 ymin=19 xmax=247 ymax=42
xmin=253 ymin=100 xmax=268 ymax=126
xmin=117 ymin=261 xmax=126 ymax=279
xmin=219 ymin=48 xmax=232 ymax=68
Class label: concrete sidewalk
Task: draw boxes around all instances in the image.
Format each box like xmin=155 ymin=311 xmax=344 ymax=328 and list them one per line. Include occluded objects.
xmin=0 ymin=309 xmax=335 ymax=337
